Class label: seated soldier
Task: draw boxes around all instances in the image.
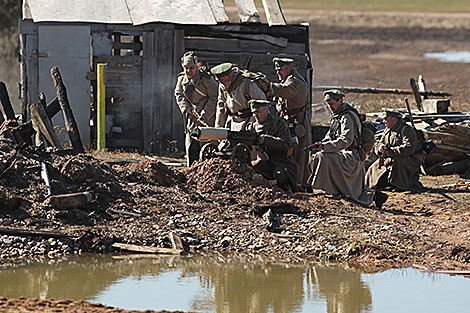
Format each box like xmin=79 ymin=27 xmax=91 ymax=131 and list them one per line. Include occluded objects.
xmin=246 ymin=100 xmax=298 ymax=192
xmin=366 ymin=108 xmax=425 ymax=191
xmin=308 ymin=90 xmax=375 ymax=205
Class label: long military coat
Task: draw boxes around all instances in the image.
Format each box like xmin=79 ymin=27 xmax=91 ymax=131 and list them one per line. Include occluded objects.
xmin=271 ymin=68 xmax=312 ymax=185
xmin=309 ymin=103 xmax=374 ymax=205
xmin=365 ymin=119 xmax=424 ymax=191
xmin=174 ymin=69 xmax=218 ymax=164
xmin=246 ymin=114 xmax=298 ymax=192
xmin=215 ymin=69 xmax=266 ymax=131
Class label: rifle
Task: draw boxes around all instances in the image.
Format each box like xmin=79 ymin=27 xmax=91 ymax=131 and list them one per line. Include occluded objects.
xmin=404 ymin=97 xmax=436 ymax=154
xmin=189 ymin=108 xmax=208 ymax=127
xmin=378 ymin=147 xmax=388 ymax=169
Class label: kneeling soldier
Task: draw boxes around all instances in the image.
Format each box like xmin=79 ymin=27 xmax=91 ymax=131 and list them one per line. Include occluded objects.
xmin=366 ymin=108 xmax=425 ymax=191
xmin=246 ymin=100 xmax=298 ymax=192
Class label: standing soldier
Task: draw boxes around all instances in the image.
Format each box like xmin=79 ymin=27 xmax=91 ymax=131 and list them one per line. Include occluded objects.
xmin=174 ymin=52 xmax=218 ymax=166
xmin=366 ymin=109 xmax=425 ymax=191
xmin=271 ymin=57 xmax=312 ymax=186
xmin=210 ymin=62 xmax=267 ymax=131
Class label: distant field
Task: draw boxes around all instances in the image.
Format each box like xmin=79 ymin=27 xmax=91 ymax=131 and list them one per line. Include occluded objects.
xmin=226 ymin=0 xmax=470 ymax=13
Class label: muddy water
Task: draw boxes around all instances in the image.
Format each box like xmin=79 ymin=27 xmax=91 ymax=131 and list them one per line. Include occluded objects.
xmin=0 ymin=254 xmax=469 ymax=313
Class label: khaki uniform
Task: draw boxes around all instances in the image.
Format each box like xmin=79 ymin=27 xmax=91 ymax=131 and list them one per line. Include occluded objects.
xmin=271 ymin=68 xmax=312 ymax=185
xmin=174 ymin=70 xmax=218 ymax=166
xmin=366 ymin=119 xmax=424 ymax=191
xmin=309 ymin=103 xmax=374 ymax=205
xmin=247 ymin=114 xmax=298 ymax=192
xmin=215 ymin=69 xmax=267 ymax=131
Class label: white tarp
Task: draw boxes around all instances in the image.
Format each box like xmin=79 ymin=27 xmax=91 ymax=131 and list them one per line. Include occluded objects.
xmin=24 ymin=0 xmax=217 ymax=25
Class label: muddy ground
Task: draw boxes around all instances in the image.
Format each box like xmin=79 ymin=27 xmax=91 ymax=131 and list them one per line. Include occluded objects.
xmin=2 ymin=8 xmax=470 ymax=313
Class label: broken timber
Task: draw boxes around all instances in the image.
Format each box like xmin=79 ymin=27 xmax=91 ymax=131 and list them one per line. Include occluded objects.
xmin=111 ymin=243 xmax=184 ymax=255
xmin=0 ymin=82 xmax=17 ymax=120
xmin=49 ymin=192 xmax=93 ymax=209
xmin=30 ymin=102 xmax=63 ymax=149
xmin=312 ymin=86 xmax=451 ymax=97
xmin=50 ymin=66 xmax=84 ymax=153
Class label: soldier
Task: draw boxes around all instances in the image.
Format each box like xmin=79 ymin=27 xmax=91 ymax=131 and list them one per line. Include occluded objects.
xmin=246 ymin=100 xmax=298 ymax=192
xmin=210 ymin=62 xmax=266 ymax=131
xmin=174 ymin=51 xmax=218 ymax=166
xmin=365 ymin=109 xmax=425 ymax=191
xmin=308 ymin=90 xmax=374 ymax=205
xmin=271 ymin=57 xmax=312 ymax=186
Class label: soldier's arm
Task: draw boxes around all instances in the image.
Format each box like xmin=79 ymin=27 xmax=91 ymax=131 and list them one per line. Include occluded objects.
xmin=200 ymin=76 xmax=219 ymax=124
xmin=215 ymin=84 xmax=227 ymax=128
xmin=174 ymin=75 xmax=192 ymax=114
xmin=259 ymin=119 xmax=291 ymax=152
xmin=373 ymin=130 xmax=387 ymax=155
xmin=388 ymin=126 xmax=419 ymax=156
xmin=248 ymin=81 xmax=267 ymax=101
xmin=271 ymin=77 xmax=299 ymax=99
xmin=322 ymin=115 xmax=355 ymax=153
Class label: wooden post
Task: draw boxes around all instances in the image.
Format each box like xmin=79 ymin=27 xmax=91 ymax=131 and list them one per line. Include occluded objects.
xmin=50 ymin=66 xmax=84 ymax=153
xmin=0 ymin=82 xmax=16 ymax=120
xmin=30 ymin=102 xmax=63 ymax=149
xmin=261 ymin=0 xmax=286 ymax=26
xmin=410 ymin=77 xmax=423 ymax=111
xmin=97 ymin=63 xmax=106 ymax=150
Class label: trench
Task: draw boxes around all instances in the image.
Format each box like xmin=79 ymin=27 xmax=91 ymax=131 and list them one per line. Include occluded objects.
xmin=1 ymin=254 xmax=469 ymax=312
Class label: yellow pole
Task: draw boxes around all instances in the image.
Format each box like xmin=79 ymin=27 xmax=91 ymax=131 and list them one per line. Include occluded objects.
xmin=97 ymin=63 xmax=106 ymax=149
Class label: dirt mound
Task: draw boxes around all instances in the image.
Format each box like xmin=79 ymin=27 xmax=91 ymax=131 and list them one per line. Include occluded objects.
xmin=185 ymin=158 xmax=276 ymax=194
xmin=125 ymin=160 xmax=186 ymax=186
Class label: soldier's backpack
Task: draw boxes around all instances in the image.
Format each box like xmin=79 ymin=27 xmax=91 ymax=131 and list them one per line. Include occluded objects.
xmin=344 ymin=108 xmax=377 ymax=160
xmin=239 ymin=69 xmax=272 ymax=98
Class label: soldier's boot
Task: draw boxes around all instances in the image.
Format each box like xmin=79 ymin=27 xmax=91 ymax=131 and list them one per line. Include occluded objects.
xmin=374 ymin=191 xmax=389 ymax=208
xmin=273 ymin=168 xmax=296 ymax=192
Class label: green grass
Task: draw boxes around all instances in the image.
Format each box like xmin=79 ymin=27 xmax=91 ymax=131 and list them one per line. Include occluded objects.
xmin=226 ymin=0 xmax=470 ymax=13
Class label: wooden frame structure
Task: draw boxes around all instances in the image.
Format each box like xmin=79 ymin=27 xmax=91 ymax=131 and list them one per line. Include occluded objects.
xmin=19 ymin=0 xmax=312 ymax=155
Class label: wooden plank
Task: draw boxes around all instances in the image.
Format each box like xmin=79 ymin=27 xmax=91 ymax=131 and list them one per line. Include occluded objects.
xmin=0 ymin=227 xmax=73 ymax=239
xmin=49 ymin=192 xmax=93 ymax=209
xmin=261 ymin=0 xmax=286 ymax=26
xmin=30 ymin=102 xmax=63 ymax=149
xmin=107 ymin=138 xmax=143 ymax=148
xmin=112 ymin=243 xmax=183 ymax=255
xmin=112 ymin=41 xmax=143 ymax=51
xmin=94 ymin=55 xmax=142 ymax=66
xmin=142 ymin=31 xmax=154 ymax=152
xmin=234 ymin=0 xmax=261 ymax=23
xmin=25 ymin=34 xmax=38 ymax=118
xmin=184 ymin=37 xmax=304 ymax=54
xmin=207 ymin=0 xmax=229 ymax=23
xmin=50 ymin=66 xmax=84 ymax=153
xmin=169 ymin=232 xmax=184 ymax=250
xmin=172 ymin=30 xmax=185 ymax=152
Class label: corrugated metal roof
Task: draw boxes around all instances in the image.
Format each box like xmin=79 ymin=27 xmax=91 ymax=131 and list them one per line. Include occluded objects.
xmin=24 ymin=0 xmax=217 ymax=25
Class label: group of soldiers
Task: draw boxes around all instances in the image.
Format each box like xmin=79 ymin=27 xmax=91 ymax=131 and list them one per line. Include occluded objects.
xmin=174 ymin=51 xmax=426 ymax=207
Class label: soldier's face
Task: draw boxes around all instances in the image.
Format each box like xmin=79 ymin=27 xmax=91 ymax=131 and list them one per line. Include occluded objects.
xmin=253 ymin=106 xmax=269 ymax=123
xmin=384 ymin=116 xmax=399 ymax=129
xmin=326 ymin=98 xmax=342 ymax=113
xmin=276 ymin=65 xmax=291 ymax=81
xmin=218 ymin=73 xmax=232 ymax=87
xmin=184 ymin=65 xmax=197 ymax=79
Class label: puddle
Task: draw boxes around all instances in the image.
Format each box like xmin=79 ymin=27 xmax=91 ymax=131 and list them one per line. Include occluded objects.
xmin=424 ymin=51 xmax=470 ymax=63
xmin=0 ymin=254 xmax=469 ymax=312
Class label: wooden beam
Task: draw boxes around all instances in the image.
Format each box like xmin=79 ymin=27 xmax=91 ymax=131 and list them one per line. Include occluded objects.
xmin=49 ymin=192 xmax=93 ymax=209
xmin=410 ymin=77 xmax=423 ymax=111
xmin=185 ymin=37 xmax=304 ymax=54
xmin=30 ymin=102 xmax=63 ymax=149
xmin=50 ymin=66 xmax=84 ymax=153
xmin=0 ymin=82 xmax=16 ymax=120
xmin=234 ymin=0 xmax=261 ymax=23
xmin=261 ymin=0 xmax=286 ymax=26
xmin=207 ymin=0 xmax=229 ymax=23
xmin=111 ymin=243 xmax=184 ymax=255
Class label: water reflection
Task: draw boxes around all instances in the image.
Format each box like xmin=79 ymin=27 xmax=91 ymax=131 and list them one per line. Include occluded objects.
xmin=0 ymin=254 xmax=468 ymax=312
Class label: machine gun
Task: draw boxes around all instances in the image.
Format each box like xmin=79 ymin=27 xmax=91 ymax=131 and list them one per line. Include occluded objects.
xmin=190 ymin=127 xmax=258 ymax=164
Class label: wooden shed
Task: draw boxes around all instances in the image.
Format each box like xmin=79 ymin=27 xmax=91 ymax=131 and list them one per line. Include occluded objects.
xmin=19 ymin=0 xmax=312 ymax=154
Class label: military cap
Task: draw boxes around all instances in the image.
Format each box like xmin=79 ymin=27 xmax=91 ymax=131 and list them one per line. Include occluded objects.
xmin=181 ymin=51 xmax=198 ymax=66
xmin=249 ymin=99 xmax=272 ymax=112
xmin=323 ymin=89 xmax=345 ymax=101
xmin=273 ymin=57 xmax=294 ymax=70
xmin=382 ymin=108 xmax=403 ymax=119
xmin=210 ymin=62 xmax=233 ymax=78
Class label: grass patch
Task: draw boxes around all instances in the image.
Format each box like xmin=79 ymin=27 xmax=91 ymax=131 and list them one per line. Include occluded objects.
xmin=225 ymin=0 xmax=470 ymax=13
